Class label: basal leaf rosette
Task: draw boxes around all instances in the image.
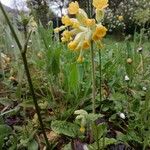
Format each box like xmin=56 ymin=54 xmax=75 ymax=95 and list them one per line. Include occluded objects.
xmin=54 ymin=0 xmax=108 ymax=63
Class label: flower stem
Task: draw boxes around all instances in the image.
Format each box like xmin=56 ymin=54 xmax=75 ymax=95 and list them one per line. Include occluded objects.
xmin=0 ymin=2 xmax=50 ymax=148
xmin=98 ymin=49 xmax=102 ymax=104
xmin=90 ymin=42 xmax=96 ymax=113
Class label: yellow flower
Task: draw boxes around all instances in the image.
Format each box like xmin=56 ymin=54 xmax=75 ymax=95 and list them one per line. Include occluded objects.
xmin=54 ymin=26 xmax=66 ymax=33
xmin=54 ymin=27 xmax=60 ymax=33
xmin=92 ymin=25 xmax=107 ymax=41
xmin=79 ymin=126 xmax=85 ymax=133
xmin=61 ymin=15 xmax=72 ymax=26
xmin=82 ymin=40 xmax=90 ymax=49
xmin=61 ymin=30 xmax=72 ymax=42
xmin=118 ymin=15 xmax=123 ymax=21
xmin=68 ymin=41 xmax=78 ymax=50
xmin=77 ymin=55 xmax=84 ymax=63
xmin=62 ymin=30 xmax=72 ymax=40
xmin=85 ymin=19 xmax=96 ymax=27
xmin=68 ymin=1 xmax=79 ymax=15
xmin=72 ymin=21 xmax=80 ymax=28
xmin=93 ymin=0 xmax=108 ymax=10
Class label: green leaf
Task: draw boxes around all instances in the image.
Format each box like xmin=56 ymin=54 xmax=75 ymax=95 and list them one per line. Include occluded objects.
xmin=62 ymin=142 xmax=72 ymax=150
xmin=28 ymin=139 xmax=38 ymax=150
xmin=88 ymin=138 xmax=116 ymax=150
xmin=87 ymin=113 xmax=102 ymax=123
xmin=92 ymin=123 xmax=107 ymax=141
xmin=68 ymin=63 xmax=79 ymax=95
xmin=51 ymin=120 xmax=79 ymax=138
xmin=0 ymin=124 xmax=12 ymax=147
xmin=51 ymin=49 xmax=60 ymax=76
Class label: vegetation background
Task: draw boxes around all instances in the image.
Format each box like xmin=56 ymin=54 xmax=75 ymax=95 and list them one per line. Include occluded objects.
xmin=0 ymin=0 xmax=150 ymax=150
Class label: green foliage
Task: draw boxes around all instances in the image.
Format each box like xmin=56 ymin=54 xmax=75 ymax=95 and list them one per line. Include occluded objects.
xmin=88 ymin=138 xmax=116 ymax=150
xmin=51 ymin=120 xmax=79 ymax=138
xmin=0 ymin=124 xmax=12 ymax=148
xmin=0 ymin=3 xmax=150 ymax=149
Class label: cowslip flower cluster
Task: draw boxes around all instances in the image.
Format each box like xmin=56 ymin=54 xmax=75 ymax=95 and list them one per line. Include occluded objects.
xmin=54 ymin=0 xmax=108 ymax=62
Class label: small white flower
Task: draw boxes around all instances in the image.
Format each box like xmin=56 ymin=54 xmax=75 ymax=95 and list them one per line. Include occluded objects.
xmin=11 ymin=45 xmax=14 ymax=48
xmin=142 ymin=87 xmax=147 ymax=91
xmin=29 ymin=40 xmax=32 ymax=43
xmin=83 ymin=144 xmax=89 ymax=150
xmin=125 ymin=75 xmax=130 ymax=81
xmin=137 ymin=47 xmax=143 ymax=53
xmin=119 ymin=113 xmax=125 ymax=119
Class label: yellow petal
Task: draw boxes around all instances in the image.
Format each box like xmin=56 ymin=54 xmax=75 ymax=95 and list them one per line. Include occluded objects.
xmin=77 ymin=55 xmax=84 ymax=63
xmin=118 ymin=16 xmax=124 ymax=21
xmin=79 ymin=126 xmax=85 ymax=133
xmin=61 ymin=15 xmax=72 ymax=26
xmin=85 ymin=19 xmax=96 ymax=27
xmin=92 ymin=25 xmax=107 ymax=41
xmin=93 ymin=0 xmax=108 ymax=10
xmin=68 ymin=41 xmax=78 ymax=50
xmin=82 ymin=40 xmax=90 ymax=49
xmin=68 ymin=1 xmax=79 ymax=15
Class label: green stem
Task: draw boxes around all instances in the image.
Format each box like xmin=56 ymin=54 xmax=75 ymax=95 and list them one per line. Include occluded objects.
xmin=21 ymin=53 xmax=50 ymax=148
xmin=90 ymin=42 xmax=96 ymax=113
xmin=0 ymin=2 xmax=50 ymax=148
xmin=98 ymin=49 xmax=102 ymax=104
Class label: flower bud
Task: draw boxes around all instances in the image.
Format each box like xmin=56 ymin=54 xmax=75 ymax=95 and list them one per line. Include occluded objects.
xmin=119 ymin=113 xmax=125 ymax=119
xmin=125 ymin=75 xmax=130 ymax=81
xmin=127 ymin=58 xmax=132 ymax=64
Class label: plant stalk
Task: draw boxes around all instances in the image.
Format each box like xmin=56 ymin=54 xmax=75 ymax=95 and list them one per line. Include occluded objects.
xmin=98 ymin=49 xmax=102 ymax=103
xmin=90 ymin=41 xmax=96 ymax=113
xmin=0 ymin=2 xmax=50 ymax=148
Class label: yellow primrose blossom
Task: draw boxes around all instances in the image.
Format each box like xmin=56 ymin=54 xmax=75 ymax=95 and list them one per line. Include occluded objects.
xmin=68 ymin=41 xmax=78 ymax=50
xmin=70 ymin=18 xmax=80 ymax=28
xmin=68 ymin=1 xmax=79 ymax=14
xmin=54 ymin=0 xmax=108 ymax=62
xmin=118 ymin=15 xmax=124 ymax=21
xmin=85 ymin=19 xmax=96 ymax=27
xmin=54 ymin=27 xmax=60 ymax=33
xmin=92 ymin=25 xmax=107 ymax=41
xmin=54 ymin=25 xmax=66 ymax=33
xmin=79 ymin=126 xmax=85 ymax=133
xmin=77 ymin=55 xmax=84 ymax=63
xmin=82 ymin=40 xmax=90 ymax=49
xmin=61 ymin=30 xmax=72 ymax=42
xmin=61 ymin=15 xmax=73 ymax=26
xmin=72 ymin=21 xmax=80 ymax=28
xmin=93 ymin=0 xmax=108 ymax=10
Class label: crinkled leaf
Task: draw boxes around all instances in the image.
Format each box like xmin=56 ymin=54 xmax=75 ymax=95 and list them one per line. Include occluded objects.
xmin=28 ymin=139 xmax=38 ymax=150
xmin=51 ymin=120 xmax=79 ymax=138
xmin=0 ymin=124 xmax=12 ymax=146
xmin=88 ymin=138 xmax=116 ymax=149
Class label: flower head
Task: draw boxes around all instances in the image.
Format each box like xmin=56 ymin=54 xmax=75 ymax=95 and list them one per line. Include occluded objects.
xmin=119 ymin=113 xmax=126 ymax=119
xmin=68 ymin=1 xmax=79 ymax=14
xmin=77 ymin=55 xmax=84 ymax=63
xmin=61 ymin=30 xmax=72 ymax=42
xmin=82 ymin=40 xmax=90 ymax=49
xmin=118 ymin=15 xmax=124 ymax=21
xmin=68 ymin=41 xmax=78 ymax=50
xmin=93 ymin=0 xmax=108 ymax=10
xmin=80 ymin=126 xmax=85 ymax=133
xmin=125 ymin=75 xmax=130 ymax=81
xmin=85 ymin=19 xmax=96 ymax=27
xmin=55 ymin=0 xmax=108 ymax=62
xmin=61 ymin=15 xmax=72 ymax=26
xmin=92 ymin=25 xmax=107 ymax=41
